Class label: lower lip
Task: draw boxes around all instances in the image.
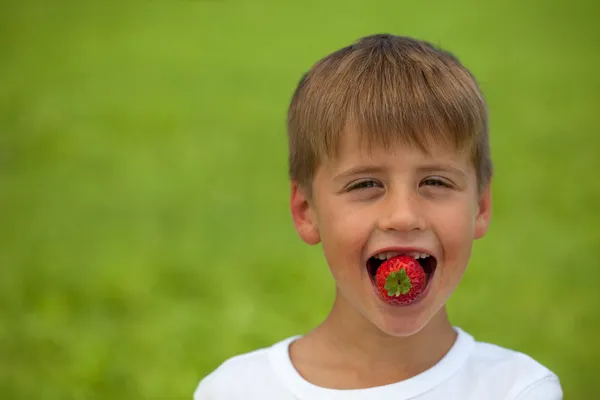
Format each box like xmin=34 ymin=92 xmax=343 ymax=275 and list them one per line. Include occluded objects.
xmin=370 ymin=271 xmax=435 ymax=307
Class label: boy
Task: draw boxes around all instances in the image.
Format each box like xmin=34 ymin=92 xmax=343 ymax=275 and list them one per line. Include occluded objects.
xmin=194 ymin=34 xmax=563 ymax=399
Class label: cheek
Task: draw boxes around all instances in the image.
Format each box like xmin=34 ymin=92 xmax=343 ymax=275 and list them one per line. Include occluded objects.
xmin=431 ymin=202 xmax=476 ymax=265
xmin=318 ymin=203 xmax=372 ymax=276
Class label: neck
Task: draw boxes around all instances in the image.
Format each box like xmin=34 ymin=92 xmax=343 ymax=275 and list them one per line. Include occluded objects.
xmin=300 ymin=289 xmax=456 ymax=386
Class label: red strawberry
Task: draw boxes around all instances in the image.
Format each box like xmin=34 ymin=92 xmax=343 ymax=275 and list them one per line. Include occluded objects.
xmin=375 ymin=255 xmax=426 ymax=305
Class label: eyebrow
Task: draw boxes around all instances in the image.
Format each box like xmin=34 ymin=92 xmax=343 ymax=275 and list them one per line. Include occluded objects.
xmin=334 ymin=163 xmax=468 ymax=181
xmin=333 ymin=165 xmax=386 ymax=181
xmin=417 ymin=164 xmax=468 ymax=179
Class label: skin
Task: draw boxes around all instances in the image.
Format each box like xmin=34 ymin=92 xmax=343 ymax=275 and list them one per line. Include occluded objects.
xmin=288 ymin=126 xmax=492 ymax=389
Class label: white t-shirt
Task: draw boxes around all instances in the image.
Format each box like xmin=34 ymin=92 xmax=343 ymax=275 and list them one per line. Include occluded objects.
xmin=194 ymin=327 xmax=562 ymax=399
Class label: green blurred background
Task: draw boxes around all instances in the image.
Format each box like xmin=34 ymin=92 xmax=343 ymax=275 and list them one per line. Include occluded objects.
xmin=1 ymin=1 xmax=599 ymax=399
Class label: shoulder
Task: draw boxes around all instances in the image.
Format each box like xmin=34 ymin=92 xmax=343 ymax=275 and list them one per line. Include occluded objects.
xmin=459 ymin=329 xmax=563 ymax=399
xmin=469 ymin=338 xmax=558 ymax=381
xmin=193 ymin=346 xmax=271 ymax=399
xmin=193 ymin=336 xmax=299 ymax=399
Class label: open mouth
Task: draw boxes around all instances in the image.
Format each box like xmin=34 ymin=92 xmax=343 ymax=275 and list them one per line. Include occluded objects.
xmin=367 ymin=252 xmax=438 ymax=285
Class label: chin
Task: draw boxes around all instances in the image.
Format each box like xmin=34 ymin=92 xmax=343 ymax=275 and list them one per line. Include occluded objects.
xmin=369 ymin=306 xmax=437 ymax=337
xmin=361 ymin=263 xmax=451 ymax=337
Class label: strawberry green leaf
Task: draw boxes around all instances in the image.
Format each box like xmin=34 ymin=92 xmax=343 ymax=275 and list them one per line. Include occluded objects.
xmin=385 ymin=268 xmax=412 ymax=297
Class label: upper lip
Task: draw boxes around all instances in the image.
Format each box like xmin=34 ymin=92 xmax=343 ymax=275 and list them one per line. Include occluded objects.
xmin=366 ymin=246 xmax=438 ymax=261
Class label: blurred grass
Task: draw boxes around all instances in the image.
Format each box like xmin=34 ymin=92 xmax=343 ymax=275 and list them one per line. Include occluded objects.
xmin=1 ymin=1 xmax=599 ymax=399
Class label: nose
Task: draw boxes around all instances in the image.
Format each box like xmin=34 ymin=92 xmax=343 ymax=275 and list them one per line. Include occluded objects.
xmin=377 ymin=187 xmax=426 ymax=233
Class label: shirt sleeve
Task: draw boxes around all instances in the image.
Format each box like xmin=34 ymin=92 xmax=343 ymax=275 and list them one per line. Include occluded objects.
xmin=194 ymin=378 xmax=221 ymax=400
xmin=513 ymin=375 xmax=563 ymax=400
xmin=194 ymin=371 xmax=227 ymax=400
xmin=193 ymin=379 xmax=212 ymax=400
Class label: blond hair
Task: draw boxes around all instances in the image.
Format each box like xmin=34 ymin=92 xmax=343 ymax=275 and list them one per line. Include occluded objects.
xmin=287 ymin=34 xmax=492 ymax=195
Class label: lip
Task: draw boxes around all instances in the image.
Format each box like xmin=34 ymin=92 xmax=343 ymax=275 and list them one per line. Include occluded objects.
xmin=366 ymin=246 xmax=438 ymax=262
xmin=366 ymin=245 xmax=439 ymax=307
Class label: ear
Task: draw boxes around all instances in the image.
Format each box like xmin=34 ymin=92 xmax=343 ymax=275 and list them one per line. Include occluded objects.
xmin=290 ymin=181 xmax=321 ymax=245
xmin=474 ymin=183 xmax=492 ymax=239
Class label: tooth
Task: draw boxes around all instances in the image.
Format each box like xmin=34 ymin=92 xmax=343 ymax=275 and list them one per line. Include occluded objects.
xmin=422 ymin=253 xmax=430 ymax=258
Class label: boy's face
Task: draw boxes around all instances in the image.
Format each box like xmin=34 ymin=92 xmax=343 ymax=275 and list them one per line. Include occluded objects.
xmin=290 ymin=127 xmax=492 ymax=337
